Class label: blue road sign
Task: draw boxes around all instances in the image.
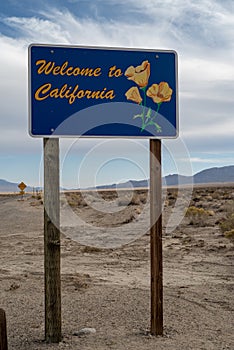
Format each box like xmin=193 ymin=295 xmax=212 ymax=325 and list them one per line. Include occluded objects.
xmin=29 ymin=44 xmax=178 ymax=138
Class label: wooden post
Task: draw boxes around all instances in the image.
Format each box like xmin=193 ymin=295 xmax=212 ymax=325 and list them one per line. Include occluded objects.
xmin=150 ymin=139 xmax=163 ymax=336
xmin=44 ymin=138 xmax=62 ymax=343
xmin=0 ymin=308 xmax=8 ymax=350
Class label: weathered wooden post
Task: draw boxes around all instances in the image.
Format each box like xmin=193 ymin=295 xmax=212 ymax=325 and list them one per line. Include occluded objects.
xmin=0 ymin=308 xmax=8 ymax=350
xmin=150 ymin=139 xmax=163 ymax=336
xmin=44 ymin=138 xmax=62 ymax=343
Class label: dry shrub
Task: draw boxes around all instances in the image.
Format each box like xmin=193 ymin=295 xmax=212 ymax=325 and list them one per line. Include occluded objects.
xmin=166 ymin=191 xmax=178 ymax=207
xmin=135 ymin=207 xmax=142 ymax=215
xmin=221 ymin=200 xmax=234 ymax=214
xmin=139 ymin=193 xmax=147 ymax=204
xmin=219 ymin=213 xmax=234 ymax=234
xmin=118 ymin=197 xmax=131 ymax=206
xmin=130 ymin=193 xmax=141 ymax=205
xmin=117 ymin=192 xmax=143 ymax=206
xmin=78 ymin=196 xmax=88 ymax=207
xmin=82 ymin=246 xmax=103 ymax=253
xmin=31 ymin=193 xmax=43 ymax=205
xmin=67 ymin=198 xmax=78 ymax=207
xmin=99 ymin=190 xmax=118 ymax=201
xmin=167 ymin=191 xmax=177 ymax=200
xmin=117 ymin=192 xmax=132 ymax=206
xmin=31 ymin=193 xmax=42 ymax=200
xmin=211 ymin=191 xmax=222 ymax=200
xmin=224 ymin=229 xmax=234 ymax=240
xmin=186 ymin=206 xmax=213 ymax=226
xmin=65 ymin=273 xmax=91 ymax=290
xmin=121 ymin=213 xmax=135 ymax=224
xmin=219 ymin=201 xmax=234 ymax=237
xmin=65 ymin=193 xmax=88 ymax=207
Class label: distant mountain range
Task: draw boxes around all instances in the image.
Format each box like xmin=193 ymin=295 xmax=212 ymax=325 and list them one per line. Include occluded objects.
xmin=0 ymin=165 xmax=233 ymax=192
xmin=88 ymin=165 xmax=234 ymax=190
xmin=164 ymin=165 xmax=234 ymax=186
xmin=93 ymin=165 xmax=234 ymax=189
xmin=0 ymin=179 xmax=38 ymax=193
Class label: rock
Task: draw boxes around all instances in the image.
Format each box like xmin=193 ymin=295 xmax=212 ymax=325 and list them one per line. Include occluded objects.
xmin=73 ymin=328 xmax=96 ymax=337
xmin=9 ymin=282 xmax=20 ymax=291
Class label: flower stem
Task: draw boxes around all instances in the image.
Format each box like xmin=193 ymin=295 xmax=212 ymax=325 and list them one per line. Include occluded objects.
xmin=152 ymin=102 xmax=162 ymax=120
xmin=140 ymin=86 xmax=147 ymax=130
xmin=143 ymin=102 xmax=163 ymax=132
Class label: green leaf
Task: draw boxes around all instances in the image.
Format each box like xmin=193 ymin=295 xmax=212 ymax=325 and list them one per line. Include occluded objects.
xmin=155 ymin=124 xmax=162 ymax=132
xmin=149 ymin=121 xmax=162 ymax=132
xmin=146 ymin=108 xmax=152 ymax=120
xmin=133 ymin=114 xmax=143 ymax=119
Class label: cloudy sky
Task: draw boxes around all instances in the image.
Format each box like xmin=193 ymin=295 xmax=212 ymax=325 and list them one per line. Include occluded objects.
xmin=0 ymin=0 xmax=233 ymax=188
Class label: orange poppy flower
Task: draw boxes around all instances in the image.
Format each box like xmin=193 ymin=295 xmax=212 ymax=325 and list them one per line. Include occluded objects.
xmin=125 ymin=60 xmax=150 ymax=88
xmin=146 ymin=82 xmax=173 ymax=103
xmin=125 ymin=87 xmax=143 ymax=104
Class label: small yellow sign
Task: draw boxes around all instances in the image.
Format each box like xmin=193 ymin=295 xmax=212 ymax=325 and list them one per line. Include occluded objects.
xmin=18 ymin=182 xmax=27 ymax=191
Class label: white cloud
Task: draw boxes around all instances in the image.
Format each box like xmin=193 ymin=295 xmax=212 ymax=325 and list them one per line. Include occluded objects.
xmin=0 ymin=36 xmax=27 ymax=128
xmin=189 ymin=156 xmax=234 ymax=164
xmin=181 ymin=58 xmax=234 ymax=83
xmin=3 ymin=16 xmax=71 ymax=44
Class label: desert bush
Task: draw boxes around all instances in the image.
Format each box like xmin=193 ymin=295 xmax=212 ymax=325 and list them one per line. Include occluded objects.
xmin=31 ymin=193 xmax=42 ymax=200
xmin=117 ymin=192 xmax=145 ymax=206
xmin=121 ymin=213 xmax=135 ymax=224
xmin=130 ymin=193 xmax=141 ymax=205
xmin=221 ymin=200 xmax=234 ymax=213
xmin=66 ymin=198 xmax=78 ymax=207
xmin=82 ymin=246 xmax=103 ymax=253
xmin=65 ymin=193 xmax=88 ymax=207
xmin=185 ymin=206 xmax=214 ymax=226
xmin=118 ymin=196 xmax=131 ymax=206
xmin=167 ymin=192 xmax=178 ymax=201
xmin=224 ymin=229 xmax=234 ymax=240
xmin=77 ymin=196 xmax=88 ymax=207
xmin=139 ymin=193 xmax=147 ymax=204
xmin=219 ymin=213 xmax=234 ymax=234
xmin=219 ymin=200 xmax=234 ymax=235
xmin=117 ymin=192 xmax=132 ymax=206
xmin=31 ymin=193 xmax=43 ymax=204
xmin=211 ymin=191 xmax=222 ymax=200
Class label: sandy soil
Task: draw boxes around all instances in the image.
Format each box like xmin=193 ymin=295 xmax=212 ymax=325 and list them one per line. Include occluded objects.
xmin=0 ymin=186 xmax=233 ymax=350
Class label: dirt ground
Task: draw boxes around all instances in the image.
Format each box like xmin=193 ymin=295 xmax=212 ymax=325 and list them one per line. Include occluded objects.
xmin=0 ymin=185 xmax=233 ymax=350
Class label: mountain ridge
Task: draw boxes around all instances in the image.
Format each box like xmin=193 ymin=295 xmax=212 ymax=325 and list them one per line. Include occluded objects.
xmin=0 ymin=179 xmax=38 ymax=193
xmin=0 ymin=165 xmax=233 ymax=192
xmin=92 ymin=165 xmax=234 ymax=189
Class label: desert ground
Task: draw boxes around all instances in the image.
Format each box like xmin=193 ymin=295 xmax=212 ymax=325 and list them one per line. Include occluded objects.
xmin=0 ymin=185 xmax=233 ymax=350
